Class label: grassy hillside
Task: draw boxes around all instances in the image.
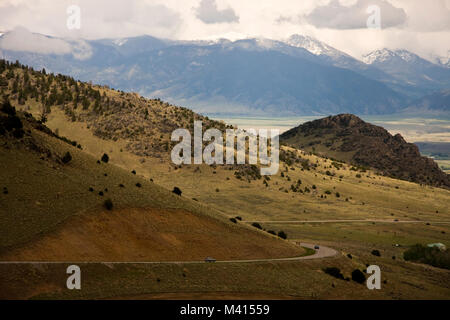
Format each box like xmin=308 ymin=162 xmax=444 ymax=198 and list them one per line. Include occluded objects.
xmin=1 ymin=59 xmax=449 ymax=300
xmin=280 ymin=114 xmax=450 ymax=188
xmin=0 ymin=102 xmax=304 ymax=261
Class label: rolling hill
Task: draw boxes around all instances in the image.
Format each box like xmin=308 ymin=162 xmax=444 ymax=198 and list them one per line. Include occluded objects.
xmin=1 ymin=59 xmax=450 ymax=300
xmin=0 ymin=71 xmax=303 ymax=261
xmin=280 ymin=114 xmax=450 ymax=188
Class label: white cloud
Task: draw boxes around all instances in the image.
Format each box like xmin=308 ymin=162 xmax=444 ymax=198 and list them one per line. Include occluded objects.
xmin=392 ymin=0 xmax=450 ymax=32
xmin=0 ymin=0 xmax=182 ymax=40
xmin=0 ymin=0 xmax=448 ymax=61
xmin=303 ymin=0 xmax=407 ymax=29
xmin=195 ymin=0 xmax=239 ymax=24
xmin=0 ymin=26 xmax=71 ymax=55
xmin=0 ymin=27 xmax=92 ymax=60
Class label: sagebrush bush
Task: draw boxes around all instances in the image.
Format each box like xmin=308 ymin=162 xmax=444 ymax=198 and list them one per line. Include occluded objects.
xmin=101 ymin=153 xmax=109 ymax=163
xmin=61 ymin=151 xmax=72 ymax=164
xmin=229 ymin=218 xmax=237 ymax=224
xmin=104 ymin=199 xmax=113 ymax=211
xmin=351 ymin=269 xmax=366 ymax=284
xmin=323 ymin=267 xmax=344 ymax=280
xmin=252 ymin=222 xmax=262 ymax=230
xmin=172 ymin=187 xmax=182 ymax=196
xmin=278 ymin=231 xmax=288 ymax=239
xmin=371 ymin=249 xmax=381 ymax=257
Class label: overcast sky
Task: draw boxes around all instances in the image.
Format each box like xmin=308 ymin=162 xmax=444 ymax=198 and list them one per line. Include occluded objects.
xmin=0 ymin=0 xmax=449 ymax=60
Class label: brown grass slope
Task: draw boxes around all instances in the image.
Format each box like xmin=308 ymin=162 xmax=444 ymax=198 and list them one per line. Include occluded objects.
xmin=0 ymin=104 xmax=303 ymax=261
xmin=280 ymin=114 xmax=450 ymax=188
xmin=0 ymin=59 xmax=231 ymax=159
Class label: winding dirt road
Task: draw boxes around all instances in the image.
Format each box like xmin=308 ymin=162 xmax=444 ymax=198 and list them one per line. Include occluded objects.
xmin=0 ymin=243 xmax=338 ymax=265
xmin=245 ymin=219 xmax=450 ymax=224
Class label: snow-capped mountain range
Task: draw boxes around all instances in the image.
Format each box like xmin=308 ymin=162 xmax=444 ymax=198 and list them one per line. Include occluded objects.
xmin=0 ymin=30 xmax=449 ymax=116
xmin=362 ymin=48 xmax=432 ymax=66
xmin=286 ymin=34 xmax=349 ymax=58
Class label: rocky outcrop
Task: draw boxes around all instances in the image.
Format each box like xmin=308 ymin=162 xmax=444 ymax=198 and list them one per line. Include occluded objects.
xmin=281 ymin=114 xmax=450 ymax=188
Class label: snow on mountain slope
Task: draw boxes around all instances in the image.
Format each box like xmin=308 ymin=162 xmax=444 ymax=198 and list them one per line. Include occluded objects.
xmin=362 ymin=49 xmax=423 ymax=65
xmin=286 ymin=34 xmax=349 ymax=58
xmin=362 ymin=48 xmax=450 ymax=91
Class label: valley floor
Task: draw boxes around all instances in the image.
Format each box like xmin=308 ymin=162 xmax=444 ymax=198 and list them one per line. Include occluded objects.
xmin=1 ymin=105 xmax=449 ymax=300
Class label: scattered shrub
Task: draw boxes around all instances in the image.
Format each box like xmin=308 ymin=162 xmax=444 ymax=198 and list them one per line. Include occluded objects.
xmin=101 ymin=153 xmax=109 ymax=163
xmin=119 ymin=184 xmax=125 ymax=188
xmin=235 ymin=216 xmax=242 ymax=221
xmin=335 ymin=192 xmax=340 ymax=198
xmin=98 ymin=191 xmax=104 ymax=196
xmin=403 ymin=244 xmax=450 ymax=270
xmin=278 ymin=231 xmax=288 ymax=239
xmin=351 ymin=269 xmax=366 ymax=284
xmin=347 ymin=253 xmax=352 ymax=259
xmin=136 ymin=183 xmax=142 ymax=188
xmin=131 ymin=170 xmax=136 ymax=175
xmin=61 ymin=152 xmax=72 ymax=164
xmin=323 ymin=267 xmax=344 ymax=280
xmin=267 ymin=230 xmax=276 ymax=235
xmin=325 ymin=190 xmax=332 ymax=195
xmin=229 ymin=218 xmax=237 ymax=224
xmin=172 ymin=187 xmax=182 ymax=196
xmin=1 ymin=99 xmax=16 ymax=116
xmin=104 ymin=199 xmax=113 ymax=211
xmin=89 ymin=187 xmax=94 ymax=192
xmin=252 ymin=222 xmax=262 ymax=230
xmin=371 ymin=249 xmax=381 ymax=257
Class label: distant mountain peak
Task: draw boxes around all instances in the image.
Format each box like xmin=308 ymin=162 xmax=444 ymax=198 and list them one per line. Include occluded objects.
xmin=286 ymin=34 xmax=344 ymax=57
xmin=362 ymin=48 xmax=421 ymax=64
xmin=112 ymin=38 xmax=128 ymax=46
